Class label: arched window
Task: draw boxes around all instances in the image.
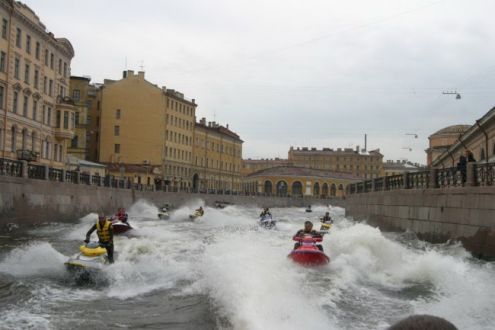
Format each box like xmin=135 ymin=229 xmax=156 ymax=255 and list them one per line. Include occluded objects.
xmin=264 ymin=180 xmax=273 ymax=194
xmin=322 ymin=183 xmax=329 ymax=197
xmin=313 ymin=182 xmax=320 ymax=196
xmin=330 ymin=184 xmax=337 ymax=196
xmin=10 ymin=126 xmax=16 ymax=152
xmin=292 ymin=181 xmax=303 ymax=197
xmin=276 ymin=181 xmax=288 ymax=196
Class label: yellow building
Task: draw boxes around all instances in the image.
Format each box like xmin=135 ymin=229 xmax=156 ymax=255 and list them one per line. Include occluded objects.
xmin=241 ymin=158 xmax=289 ymax=176
xmin=192 ymin=118 xmax=243 ymax=193
xmin=163 ymin=89 xmax=196 ymax=190
xmin=288 ymin=146 xmax=384 ymax=179
xmin=0 ymin=0 xmax=75 ymax=168
xmin=426 ymin=125 xmax=470 ymax=166
xmin=243 ymin=166 xmax=360 ymax=198
xmin=68 ymin=76 xmax=96 ymax=160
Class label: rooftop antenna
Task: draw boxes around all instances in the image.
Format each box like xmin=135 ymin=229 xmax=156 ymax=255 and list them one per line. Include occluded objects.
xmin=139 ymin=60 xmax=145 ymax=71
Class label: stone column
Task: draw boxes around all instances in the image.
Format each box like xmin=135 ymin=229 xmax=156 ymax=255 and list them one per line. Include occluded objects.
xmin=76 ymin=172 xmax=81 ymax=184
xmin=466 ymin=162 xmax=476 ymax=187
xmin=61 ymin=169 xmax=66 ymax=182
xmin=21 ymin=160 xmax=28 ymax=178
xmin=44 ymin=165 xmax=49 ymax=180
xmin=429 ymin=168 xmax=438 ymax=188
xmin=403 ymin=171 xmax=410 ymax=189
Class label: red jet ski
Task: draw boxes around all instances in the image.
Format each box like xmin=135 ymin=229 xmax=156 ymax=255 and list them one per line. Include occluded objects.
xmin=110 ymin=213 xmax=132 ymax=234
xmin=288 ymin=235 xmax=330 ymax=266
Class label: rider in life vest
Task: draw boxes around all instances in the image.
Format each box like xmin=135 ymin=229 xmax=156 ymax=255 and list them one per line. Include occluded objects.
xmin=260 ymin=207 xmax=271 ymax=218
xmin=293 ymin=221 xmax=323 ymax=251
xmin=85 ymin=214 xmax=114 ymax=263
xmin=195 ymin=206 xmax=204 ymax=216
xmin=321 ymin=212 xmax=333 ymax=224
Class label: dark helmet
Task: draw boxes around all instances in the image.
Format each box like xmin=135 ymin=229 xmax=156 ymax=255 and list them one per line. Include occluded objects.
xmin=304 ymin=220 xmax=313 ymax=226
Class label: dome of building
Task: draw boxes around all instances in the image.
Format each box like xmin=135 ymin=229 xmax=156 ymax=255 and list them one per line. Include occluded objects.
xmin=430 ymin=125 xmax=471 ymax=137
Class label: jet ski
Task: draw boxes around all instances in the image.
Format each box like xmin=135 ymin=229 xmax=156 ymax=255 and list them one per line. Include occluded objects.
xmin=319 ymin=222 xmax=332 ymax=234
xmin=305 ymin=206 xmax=312 ymax=213
xmin=158 ymin=207 xmax=170 ymax=220
xmin=65 ymin=242 xmax=111 ymax=282
xmin=110 ymin=216 xmax=132 ymax=234
xmin=288 ymin=235 xmax=330 ymax=266
xmin=189 ymin=210 xmax=203 ymax=221
xmin=259 ymin=215 xmax=277 ymax=229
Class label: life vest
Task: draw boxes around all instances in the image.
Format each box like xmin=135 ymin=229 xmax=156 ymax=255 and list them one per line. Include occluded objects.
xmin=96 ymin=219 xmax=112 ymax=243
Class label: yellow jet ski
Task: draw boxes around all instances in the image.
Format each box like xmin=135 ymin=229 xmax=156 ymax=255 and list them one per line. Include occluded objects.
xmin=65 ymin=242 xmax=111 ymax=282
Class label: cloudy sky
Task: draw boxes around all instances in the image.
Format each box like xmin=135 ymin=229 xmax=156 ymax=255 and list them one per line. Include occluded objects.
xmin=29 ymin=0 xmax=495 ymax=164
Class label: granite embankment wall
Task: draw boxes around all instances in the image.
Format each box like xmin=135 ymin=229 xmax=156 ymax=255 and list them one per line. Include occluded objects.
xmin=345 ymin=187 xmax=495 ymax=258
xmin=0 ymin=176 xmax=341 ymax=230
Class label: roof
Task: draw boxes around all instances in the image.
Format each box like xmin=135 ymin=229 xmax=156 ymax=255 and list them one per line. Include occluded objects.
xmin=430 ymin=125 xmax=470 ymax=137
xmin=67 ymin=155 xmax=106 ymax=168
xmin=195 ymin=122 xmax=243 ymax=142
xmin=246 ymin=166 xmax=361 ymax=181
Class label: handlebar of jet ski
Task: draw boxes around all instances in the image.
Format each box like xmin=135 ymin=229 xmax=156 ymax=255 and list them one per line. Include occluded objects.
xmin=292 ymin=236 xmax=323 ymax=242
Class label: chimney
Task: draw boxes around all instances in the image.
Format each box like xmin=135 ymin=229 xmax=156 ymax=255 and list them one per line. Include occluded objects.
xmin=123 ymin=71 xmax=127 ymax=78
xmin=226 ymin=124 xmax=229 ymax=129
xmin=364 ymin=134 xmax=367 ymax=152
xmin=192 ymin=98 xmax=195 ymax=104
xmin=356 ymin=145 xmax=359 ymax=153
xmin=138 ymin=71 xmax=145 ymax=80
xmin=126 ymin=70 xmax=134 ymax=78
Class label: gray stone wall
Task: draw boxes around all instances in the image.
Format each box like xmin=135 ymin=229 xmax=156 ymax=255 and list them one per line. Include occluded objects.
xmin=345 ymin=187 xmax=495 ymax=258
xmin=0 ymin=176 xmax=342 ymax=230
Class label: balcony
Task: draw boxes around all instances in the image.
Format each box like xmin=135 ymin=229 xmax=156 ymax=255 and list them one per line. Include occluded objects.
xmin=16 ymin=150 xmax=39 ymax=162
xmin=54 ymin=126 xmax=75 ymax=139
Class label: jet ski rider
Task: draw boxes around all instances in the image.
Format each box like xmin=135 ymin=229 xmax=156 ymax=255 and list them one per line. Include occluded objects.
xmin=260 ymin=207 xmax=271 ymax=218
xmin=85 ymin=214 xmax=114 ymax=263
xmin=293 ymin=221 xmax=324 ymax=251
xmin=196 ymin=206 xmax=204 ymax=216
xmin=321 ymin=212 xmax=333 ymax=224
xmin=116 ymin=207 xmax=129 ymax=223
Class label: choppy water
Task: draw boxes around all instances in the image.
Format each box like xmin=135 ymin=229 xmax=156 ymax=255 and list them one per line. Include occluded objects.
xmin=0 ymin=200 xmax=494 ymax=330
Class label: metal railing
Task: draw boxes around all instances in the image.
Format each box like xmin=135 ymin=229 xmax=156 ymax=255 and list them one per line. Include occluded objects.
xmin=27 ymin=164 xmax=45 ymax=180
xmin=348 ymin=162 xmax=495 ymax=194
xmin=0 ymin=158 xmax=23 ymax=177
xmin=48 ymin=168 xmax=63 ymax=182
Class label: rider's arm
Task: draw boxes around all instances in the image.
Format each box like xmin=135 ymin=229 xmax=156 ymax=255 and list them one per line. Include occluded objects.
xmin=85 ymin=224 xmax=97 ymax=241
xmin=108 ymin=226 xmax=114 ymax=242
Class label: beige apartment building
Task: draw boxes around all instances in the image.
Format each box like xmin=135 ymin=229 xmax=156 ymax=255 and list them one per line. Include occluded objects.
xmin=0 ymin=0 xmax=75 ymax=168
xmin=192 ymin=118 xmax=243 ymax=192
xmin=288 ymin=146 xmax=384 ymax=179
xmin=68 ymin=76 xmax=96 ymax=160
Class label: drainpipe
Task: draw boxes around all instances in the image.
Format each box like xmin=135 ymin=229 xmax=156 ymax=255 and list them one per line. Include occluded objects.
xmin=475 ymin=119 xmax=489 ymax=164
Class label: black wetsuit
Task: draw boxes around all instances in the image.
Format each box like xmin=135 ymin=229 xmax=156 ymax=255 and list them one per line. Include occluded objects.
xmin=321 ymin=215 xmax=333 ymax=224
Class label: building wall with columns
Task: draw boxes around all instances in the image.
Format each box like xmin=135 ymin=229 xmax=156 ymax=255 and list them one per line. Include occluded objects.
xmin=243 ymin=166 xmax=360 ymax=198
xmin=0 ymin=0 xmax=75 ymax=168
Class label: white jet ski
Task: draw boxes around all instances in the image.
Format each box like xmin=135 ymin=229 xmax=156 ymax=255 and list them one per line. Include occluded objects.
xmin=259 ymin=215 xmax=277 ymax=229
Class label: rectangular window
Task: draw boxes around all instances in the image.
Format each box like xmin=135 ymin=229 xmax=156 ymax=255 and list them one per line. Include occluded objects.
xmin=0 ymin=85 xmax=4 ymax=109
xmin=0 ymin=51 xmax=5 ymax=72
xmin=114 ymin=125 xmax=120 ymax=136
xmin=15 ymin=27 xmax=21 ymax=47
xmin=114 ymin=144 xmax=120 ymax=153
xmin=32 ymin=100 xmax=37 ymax=121
xmin=34 ymin=69 xmax=39 ymax=89
xmin=58 ymin=59 xmax=62 ymax=74
xmin=116 ymin=109 xmax=121 ymax=119
xmin=24 ymin=63 xmax=30 ymax=84
xmin=47 ymin=107 xmax=51 ymax=126
xmin=63 ymin=111 xmax=69 ymax=129
xmin=44 ymin=49 xmax=48 ymax=66
xmin=13 ymin=91 xmax=18 ymax=113
xmin=49 ymin=79 xmax=53 ymax=96
xmin=63 ymin=62 xmax=67 ymax=77
xmin=75 ymin=111 xmax=79 ymax=125
xmin=1 ymin=19 xmax=7 ymax=39
xmin=43 ymin=76 xmax=47 ymax=94
xmin=26 ymin=35 xmax=31 ymax=54
xmin=72 ymin=89 xmax=80 ymax=100
xmin=23 ymin=95 xmax=28 ymax=116
xmin=14 ymin=58 xmax=19 ymax=79
xmin=50 ymin=53 xmax=54 ymax=69
xmin=35 ymin=41 xmax=40 ymax=59
xmin=56 ymin=110 xmax=61 ymax=127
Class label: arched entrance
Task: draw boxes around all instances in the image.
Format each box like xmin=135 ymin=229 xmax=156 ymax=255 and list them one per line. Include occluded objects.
xmin=276 ymin=180 xmax=288 ymax=196
xmin=264 ymin=180 xmax=273 ymax=194
xmin=313 ymin=182 xmax=320 ymax=196
xmin=322 ymin=183 xmax=329 ymax=197
xmin=330 ymin=183 xmax=337 ymax=196
xmin=192 ymin=173 xmax=199 ymax=192
xmin=292 ymin=181 xmax=303 ymax=197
